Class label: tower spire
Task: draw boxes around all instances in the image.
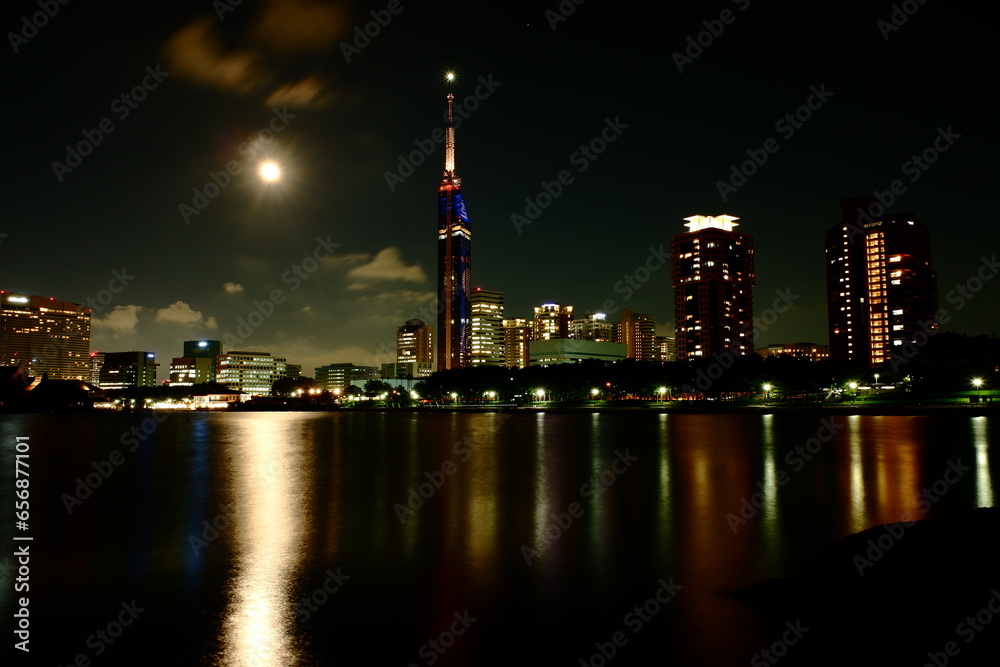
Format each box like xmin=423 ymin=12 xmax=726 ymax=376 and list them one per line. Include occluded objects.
xmin=444 ymin=92 xmax=456 ymax=176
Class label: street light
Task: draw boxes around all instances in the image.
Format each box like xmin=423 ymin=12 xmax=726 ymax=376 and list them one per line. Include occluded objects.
xmin=591 ymin=388 xmax=600 ymax=398
xmin=848 ymin=381 xmax=858 ymax=404
xmin=485 ymin=390 xmax=496 ymax=401
xmin=762 ymin=383 xmax=772 ymax=402
xmin=972 ymin=378 xmax=983 ymax=399
xmin=658 ymin=386 xmax=668 ymax=402
xmin=535 ymin=388 xmax=546 ymax=402
xmin=450 ymin=392 xmax=458 ymax=404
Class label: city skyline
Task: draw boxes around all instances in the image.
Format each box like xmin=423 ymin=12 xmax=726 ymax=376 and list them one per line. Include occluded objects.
xmin=3 ymin=2 xmax=997 ymax=382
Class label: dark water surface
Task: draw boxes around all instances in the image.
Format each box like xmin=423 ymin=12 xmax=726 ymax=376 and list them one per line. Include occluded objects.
xmin=0 ymin=411 xmax=995 ymax=665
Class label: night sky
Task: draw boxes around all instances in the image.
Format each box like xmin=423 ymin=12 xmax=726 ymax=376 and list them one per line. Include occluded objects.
xmin=3 ymin=0 xmax=996 ymax=380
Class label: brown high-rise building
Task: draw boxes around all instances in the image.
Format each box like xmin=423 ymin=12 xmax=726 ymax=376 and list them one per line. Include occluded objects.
xmin=397 ymin=319 xmax=434 ymax=365
xmin=533 ymin=303 xmax=573 ymax=341
xmin=825 ymin=197 xmax=938 ymax=366
xmin=0 ymin=291 xmax=91 ymax=380
xmin=503 ymin=318 xmax=533 ymax=369
xmin=671 ymin=215 xmax=755 ymax=360
xmin=615 ymin=309 xmax=658 ymax=361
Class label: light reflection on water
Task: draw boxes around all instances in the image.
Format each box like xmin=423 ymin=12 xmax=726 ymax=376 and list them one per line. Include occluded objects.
xmin=3 ymin=411 xmax=994 ymax=666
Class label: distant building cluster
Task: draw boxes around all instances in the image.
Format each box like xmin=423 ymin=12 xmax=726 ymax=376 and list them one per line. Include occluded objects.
xmin=0 ymin=185 xmax=943 ymax=401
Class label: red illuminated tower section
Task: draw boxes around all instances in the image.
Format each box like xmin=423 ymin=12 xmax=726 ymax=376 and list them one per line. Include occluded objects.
xmin=436 ymin=92 xmax=472 ymax=370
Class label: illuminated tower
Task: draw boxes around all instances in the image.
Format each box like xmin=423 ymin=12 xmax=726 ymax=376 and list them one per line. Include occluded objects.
xmin=436 ymin=92 xmax=472 ymax=370
xmin=671 ymin=215 xmax=755 ymax=360
xmin=825 ymin=197 xmax=938 ymax=366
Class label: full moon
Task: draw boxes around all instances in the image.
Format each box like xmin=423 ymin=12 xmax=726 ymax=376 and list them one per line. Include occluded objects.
xmin=260 ymin=162 xmax=281 ymax=182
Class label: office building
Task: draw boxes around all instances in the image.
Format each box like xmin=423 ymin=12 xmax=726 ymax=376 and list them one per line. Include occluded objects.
xmin=99 ymin=351 xmax=158 ymax=390
xmin=503 ymin=318 xmax=533 ymax=369
xmin=824 ymin=197 xmax=938 ymax=366
xmin=181 ymin=339 xmax=221 ymax=382
xmin=533 ymin=303 xmax=573 ymax=341
xmin=316 ymin=363 xmax=380 ymax=393
xmin=656 ymin=336 xmax=677 ymax=362
xmin=216 ymin=351 xmax=286 ymax=396
xmin=671 ymin=215 xmax=755 ymax=360
xmin=436 ymin=92 xmax=473 ymax=371
xmin=0 ymin=291 xmax=91 ymax=380
xmin=529 ymin=339 xmax=628 ymax=366
xmin=470 ymin=288 xmax=505 ymax=366
xmin=169 ymin=357 xmax=215 ymax=386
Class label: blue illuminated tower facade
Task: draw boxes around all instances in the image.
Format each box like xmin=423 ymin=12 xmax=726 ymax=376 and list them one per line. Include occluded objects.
xmin=437 ymin=92 xmax=472 ymax=370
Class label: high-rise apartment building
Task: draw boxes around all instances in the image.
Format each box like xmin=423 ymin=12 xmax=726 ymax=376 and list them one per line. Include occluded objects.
xmin=533 ymin=303 xmax=573 ymax=341
xmin=503 ymin=318 xmax=533 ymax=369
xmin=437 ymin=92 xmax=472 ymax=371
xmin=315 ymin=363 xmax=380 ymax=393
xmin=825 ymin=197 xmax=938 ymax=366
xmin=615 ymin=309 xmax=658 ymax=361
xmin=569 ymin=313 xmax=614 ymax=341
xmin=671 ymin=215 xmax=755 ymax=360
xmin=470 ymin=288 xmax=504 ymax=366
xmin=397 ymin=319 xmax=434 ymax=366
xmin=0 ymin=291 xmax=91 ymax=380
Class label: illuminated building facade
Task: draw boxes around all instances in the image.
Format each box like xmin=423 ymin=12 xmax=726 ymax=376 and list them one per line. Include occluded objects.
xmin=533 ymin=303 xmax=573 ymax=341
xmin=216 ymin=351 xmax=286 ymax=396
xmin=569 ymin=313 xmax=614 ymax=341
xmin=437 ymin=92 xmax=472 ymax=371
xmin=756 ymin=342 xmax=830 ymax=361
xmin=529 ymin=339 xmax=628 ymax=366
xmin=825 ymin=198 xmax=938 ymax=366
xmin=503 ymin=318 xmax=533 ymax=369
xmin=397 ymin=319 xmax=434 ymax=369
xmin=99 ymin=351 xmax=158 ymax=390
xmin=615 ymin=309 xmax=658 ymax=361
xmin=656 ymin=336 xmax=677 ymax=362
xmin=0 ymin=291 xmax=91 ymax=380
xmin=470 ymin=288 xmax=504 ymax=366
xmin=315 ymin=363 xmax=380 ymax=393
xmin=671 ymin=215 xmax=755 ymax=360
xmin=182 ymin=339 xmax=221 ymax=382
xmin=169 ymin=357 xmax=214 ymax=386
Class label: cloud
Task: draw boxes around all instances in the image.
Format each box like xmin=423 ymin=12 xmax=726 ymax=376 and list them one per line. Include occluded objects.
xmin=161 ymin=0 xmax=347 ymax=108
xmin=155 ymin=301 xmax=219 ymax=329
xmin=265 ymin=75 xmax=335 ymax=108
xmin=162 ymin=17 xmax=266 ymax=94
xmin=93 ymin=305 xmax=142 ymax=335
xmin=250 ymin=0 xmax=347 ymax=53
xmin=346 ymin=247 xmax=427 ymax=288
xmin=223 ymin=281 xmax=245 ymax=294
